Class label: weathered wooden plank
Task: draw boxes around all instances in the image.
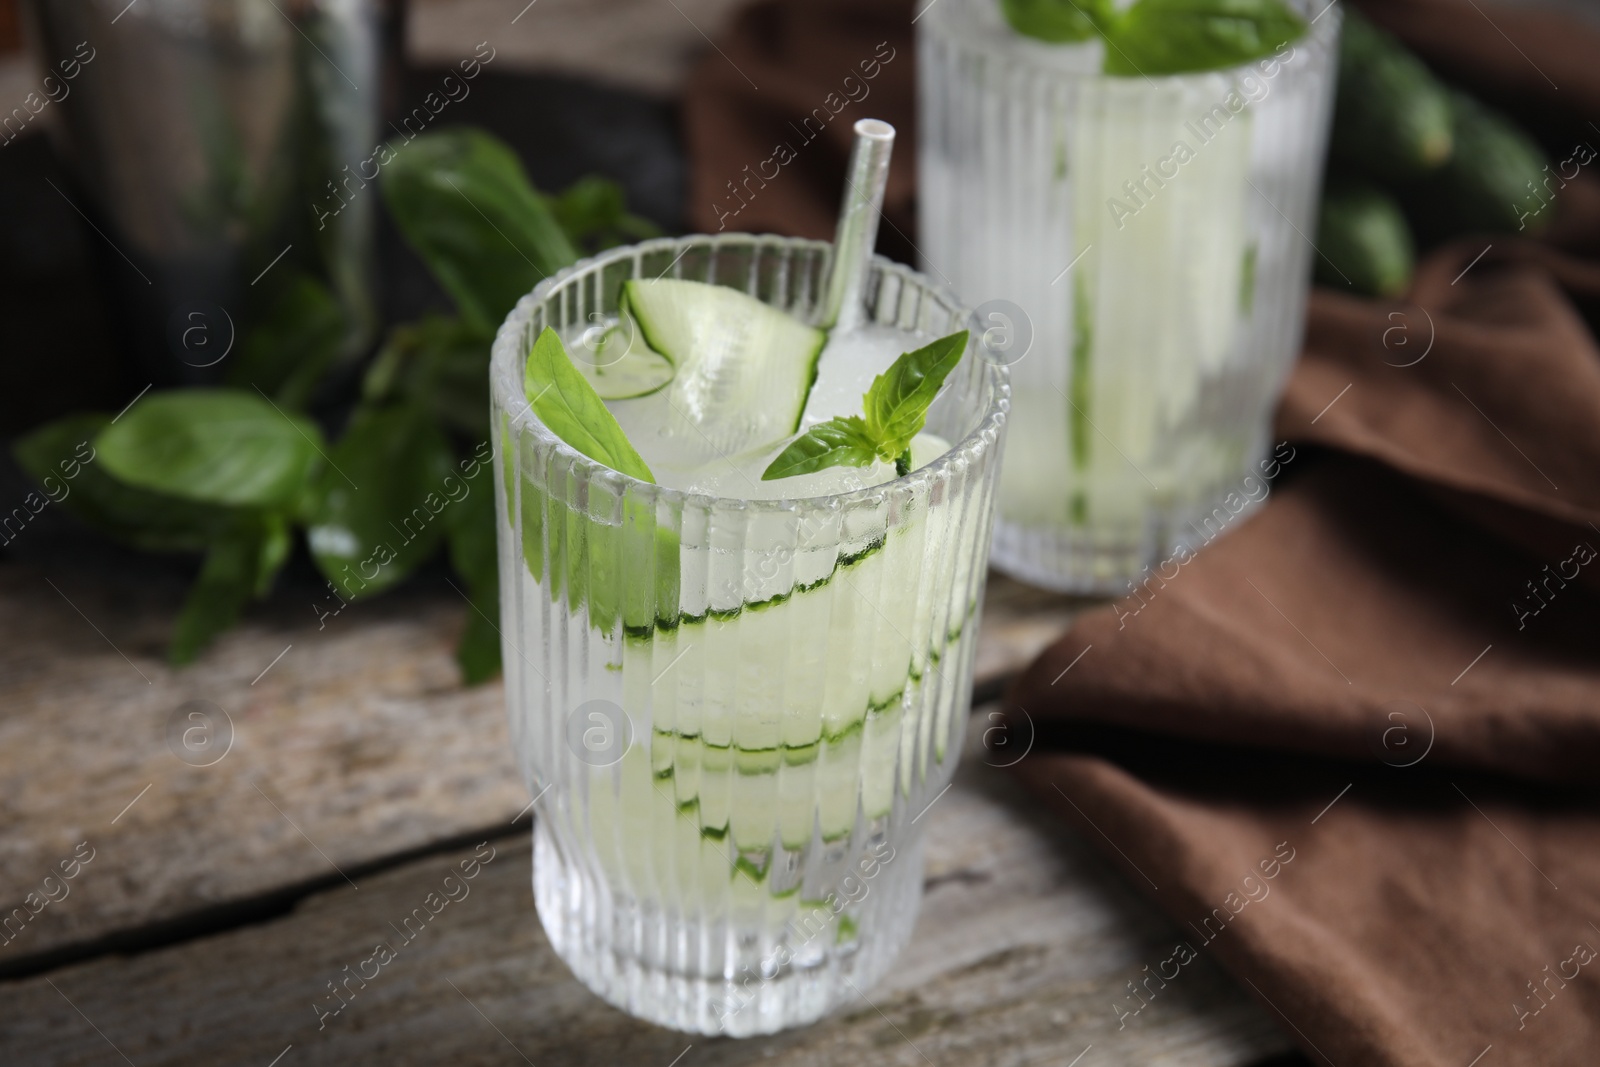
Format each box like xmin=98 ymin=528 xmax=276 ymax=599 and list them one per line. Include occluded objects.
xmin=0 ymin=566 xmax=1080 ymax=969
xmin=0 ymin=717 xmax=1288 ymax=1066
xmin=0 ymin=564 xmax=523 ymax=974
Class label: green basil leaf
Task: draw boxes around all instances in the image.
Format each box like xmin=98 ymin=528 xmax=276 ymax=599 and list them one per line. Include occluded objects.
xmin=544 ymin=176 xmax=662 ymax=255
xmin=1001 ymin=0 xmax=1113 ymax=43
xmin=306 ymin=404 xmax=456 ymax=600
xmin=170 ymin=518 xmax=268 ymax=665
xmin=363 ymin=316 xmax=490 ymax=437
xmin=1102 ymin=0 xmax=1305 ymax=77
xmin=445 ymin=442 xmax=499 ymax=594
xmin=94 ymin=390 xmax=323 ymax=508
xmin=761 ymin=416 xmax=880 ymax=480
xmin=523 ymin=326 xmax=654 ymax=483
xmin=12 ymin=414 xmax=236 ymax=552
xmin=864 ymin=330 xmax=968 ymax=455
xmin=382 ymin=128 xmax=579 ymax=336
xmin=519 ymin=473 xmax=681 ymax=639
xmin=228 ymin=273 xmax=348 ymax=410
xmin=454 ymin=585 xmax=502 ymax=685
xmin=256 ymin=512 xmax=293 ymax=598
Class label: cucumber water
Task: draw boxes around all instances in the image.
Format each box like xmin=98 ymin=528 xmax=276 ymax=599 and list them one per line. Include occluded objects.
xmin=496 ymin=253 xmax=1004 ymax=1037
xmin=919 ymin=0 xmax=1338 ymax=590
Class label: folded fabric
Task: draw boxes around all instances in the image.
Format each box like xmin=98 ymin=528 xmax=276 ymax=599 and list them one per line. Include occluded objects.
xmin=683 ymin=2 xmax=1600 ymax=1063
xmin=1009 ymin=444 xmax=1600 ymax=1065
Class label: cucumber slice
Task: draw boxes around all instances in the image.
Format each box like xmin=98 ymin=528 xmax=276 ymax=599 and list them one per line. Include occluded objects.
xmin=574 ymin=320 xmax=675 ymax=400
xmin=1057 ymin=68 xmax=1253 ymax=512
xmin=620 ymin=278 xmax=826 ymax=461
xmin=579 ymin=584 xmax=976 ymax=916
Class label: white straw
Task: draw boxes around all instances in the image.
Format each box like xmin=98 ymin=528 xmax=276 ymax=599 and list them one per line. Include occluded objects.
xmin=820 ymin=118 xmax=896 ymax=332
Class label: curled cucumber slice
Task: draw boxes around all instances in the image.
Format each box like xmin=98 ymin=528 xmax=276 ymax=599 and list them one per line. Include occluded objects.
xmin=575 ymin=320 xmax=675 ymax=400
xmin=623 ymin=278 xmax=826 ymax=458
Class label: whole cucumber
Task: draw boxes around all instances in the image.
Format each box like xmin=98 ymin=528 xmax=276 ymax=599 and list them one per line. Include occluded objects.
xmin=1315 ymin=180 xmax=1416 ymax=298
xmin=1330 ymin=11 xmax=1453 ymax=181
xmin=1403 ymin=90 xmax=1552 ymax=242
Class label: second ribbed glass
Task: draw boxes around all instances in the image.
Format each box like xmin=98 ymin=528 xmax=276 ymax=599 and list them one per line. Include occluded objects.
xmin=490 ymin=235 xmax=1009 ymax=1035
xmin=919 ymin=0 xmax=1339 ymax=592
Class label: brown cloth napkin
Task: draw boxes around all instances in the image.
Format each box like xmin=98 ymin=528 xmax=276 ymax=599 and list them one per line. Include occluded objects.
xmin=683 ymin=0 xmax=919 ymax=255
xmin=684 ymin=2 xmax=1600 ymax=1064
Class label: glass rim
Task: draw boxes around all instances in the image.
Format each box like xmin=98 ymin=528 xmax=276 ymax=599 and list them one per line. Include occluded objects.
xmin=918 ymin=0 xmax=1340 ymax=90
xmin=489 ymin=232 xmax=1011 ymax=514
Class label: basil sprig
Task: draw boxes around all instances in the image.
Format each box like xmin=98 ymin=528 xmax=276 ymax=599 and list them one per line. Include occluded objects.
xmin=1002 ymin=0 xmax=1306 ymax=76
xmin=999 ymin=0 xmax=1112 ymax=43
xmin=763 ymin=330 xmax=968 ymax=481
xmin=13 ymin=128 xmax=658 ymax=680
xmin=761 ymin=416 xmax=881 ymax=481
xmin=381 ymin=129 xmax=579 ymax=337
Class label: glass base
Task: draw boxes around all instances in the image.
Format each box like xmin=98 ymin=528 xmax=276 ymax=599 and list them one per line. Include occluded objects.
xmin=990 ymin=517 xmax=1162 ymax=595
xmin=991 ymin=490 xmax=1268 ymax=596
xmin=533 ymin=822 xmax=925 ymax=1037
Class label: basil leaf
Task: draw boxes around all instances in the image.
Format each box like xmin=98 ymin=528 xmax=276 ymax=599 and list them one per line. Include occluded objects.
xmin=1102 ymin=0 xmax=1305 ymax=76
xmin=544 ymin=176 xmax=662 ymax=255
xmin=761 ymin=416 xmax=879 ymax=480
xmin=363 ymin=316 xmax=491 ymax=437
xmin=761 ymin=330 xmax=968 ymax=482
xmin=228 ymin=273 xmax=348 ymax=410
xmin=523 ymin=326 xmax=654 ymax=483
xmin=445 ymin=445 xmax=499 ymax=594
xmin=169 ymin=518 xmax=269 ymax=665
xmin=865 ymin=330 xmax=968 ymax=455
xmin=454 ymin=582 xmax=501 ymax=685
xmin=256 ymin=512 xmax=293 ymax=598
xmin=307 ymin=404 xmax=456 ymax=600
xmin=382 ymin=129 xmax=579 ymax=336
xmin=1001 ymin=0 xmax=1113 ymax=43
xmin=94 ymin=390 xmax=323 ymax=508
xmin=519 ymin=472 xmax=681 ymax=638
xmin=446 ymin=452 xmax=501 ymax=684
xmin=12 ymin=414 xmax=235 ymax=552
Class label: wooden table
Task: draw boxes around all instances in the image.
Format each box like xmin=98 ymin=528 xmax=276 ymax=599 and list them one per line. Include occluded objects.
xmin=0 ymin=562 xmax=1293 ymax=1066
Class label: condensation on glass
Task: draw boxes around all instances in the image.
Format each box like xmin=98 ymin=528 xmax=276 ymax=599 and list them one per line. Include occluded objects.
xmin=918 ymin=0 xmax=1339 ymax=591
xmin=489 ymin=234 xmax=1010 ymax=1035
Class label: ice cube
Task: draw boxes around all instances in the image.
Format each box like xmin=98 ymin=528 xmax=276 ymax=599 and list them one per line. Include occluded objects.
xmin=669 ymin=440 xmax=895 ymax=501
xmin=659 ymin=430 xmax=952 ymax=500
xmin=800 ymin=326 xmax=927 ymax=428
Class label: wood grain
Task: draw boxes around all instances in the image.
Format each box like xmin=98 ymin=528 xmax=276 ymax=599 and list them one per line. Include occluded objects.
xmin=0 ymin=566 xmax=1082 ymax=972
xmin=1 ymin=717 xmax=1287 ymax=1066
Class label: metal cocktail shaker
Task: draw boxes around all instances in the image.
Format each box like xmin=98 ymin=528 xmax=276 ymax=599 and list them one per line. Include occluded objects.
xmin=20 ymin=0 xmax=403 ymax=389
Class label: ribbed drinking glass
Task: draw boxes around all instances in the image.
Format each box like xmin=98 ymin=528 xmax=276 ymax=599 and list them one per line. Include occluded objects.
xmin=490 ymin=234 xmax=1009 ymax=1035
xmin=919 ymin=0 xmax=1339 ymax=591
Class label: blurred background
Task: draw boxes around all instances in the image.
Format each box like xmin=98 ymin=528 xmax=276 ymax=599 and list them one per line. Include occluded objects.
xmin=3 ymin=0 xmax=1595 ymax=432
xmin=0 ymin=0 xmax=724 ymax=434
